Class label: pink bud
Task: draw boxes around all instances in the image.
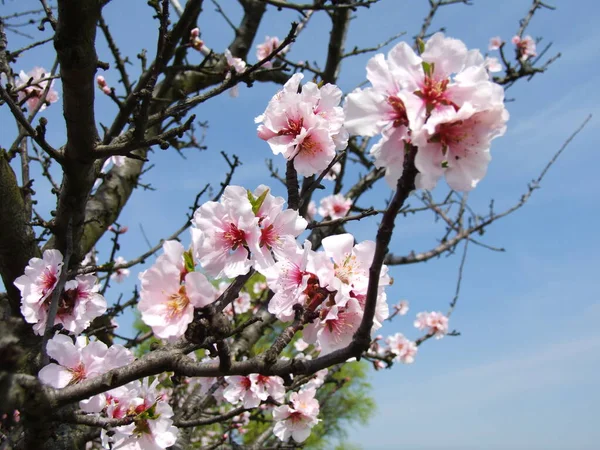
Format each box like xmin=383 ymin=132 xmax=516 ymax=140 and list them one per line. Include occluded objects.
xmin=190 ymin=27 xmax=199 ymax=38
xmin=96 ymin=75 xmax=106 ymax=87
xmin=102 ymin=86 xmax=111 ymax=95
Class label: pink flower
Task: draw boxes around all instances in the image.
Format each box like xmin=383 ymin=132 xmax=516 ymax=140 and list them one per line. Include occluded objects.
xmin=223 ymin=375 xmax=284 ymax=408
xmin=263 ymin=240 xmax=313 ymax=321
xmin=110 ymin=256 xmax=131 ymax=283
xmin=249 ymin=185 xmax=307 ymax=271
xmin=394 ymin=300 xmax=409 ymax=316
xmin=306 ymin=200 xmax=317 ymax=222
xmin=97 ymin=75 xmax=112 ymax=95
xmin=53 ymin=274 xmax=107 ymax=335
xmin=488 ymin=36 xmax=503 ymax=51
xmin=323 ymin=162 xmax=341 ymax=181
xmin=256 ymin=35 xmax=281 ymax=67
xmin=512 ymin=35 xmax=536 ymax=61
xmin=345 ymin=33 xmax=507 ymax=190
xmin=16 ymin=67 xmax=59 ymax=111
xmin=294 ymin=337 xmax=309 ymax=353
xmin=225 ymin=49 xmax=247 ymax=74
xmin=273 ymin=388 xmax=320 ymax=443
xmin=189 ymin=27 xmax=206 ymax=53
xmin=251 ymin=374 xmax=285 ymax=403
xmin=38 ymin=334 xmax=133 ymax=388
xmin=256 ymin=73 xmax=347 ymax=176
xmin=15 ymin=249 xmax=63 ymax=331
xmin=138 ymin=241 xmax=217 ymax=340
xmin=303 ymin=300 xmax=363 ymax=355
xmin=321 ymin=233 xmax=389 ymax=314
xmin=412 ymin=103 xmax=508 ymax=191
xmin=414 ymin=311 xmax=449 ymax=339
xmin=262 ymin=240 xmax=335 ymax=322
xmin=222 ymin=287 xmax=252 ymax=316
xmin=318 ymin=194 xmax=352 ymax=220
xmin=192 ymin=185 xmax=260 ymax=278
xmin=385 ymin=333 xmax=417 ymax=363
xmin=485 ymin=56 xmax=502 ymax=73
xmin=105 ymin=381 xmax=179 ymax=450
xmin=224 ymin=49 xmax=246 ymax=97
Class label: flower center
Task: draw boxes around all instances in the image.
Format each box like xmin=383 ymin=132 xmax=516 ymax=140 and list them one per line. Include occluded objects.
xmin=57 ymin=287 xmax=80 ymax=316
xmin=223 ymin=223 xmax=247 ymax=250
xmin=428 ymin=120 xmax=468 ymax=152
xmin=40 ymin=268 xmax=57 ymax=300
xmin=334 ymin=254 xmax=358 ymax=284
xmin=278 ymin=116 xmax=304 ymax=136
xmin=297 ymin=134 xmax=319 ymax=156
xmin=259 ymin=224 xmax=276 ymax=248
xmin=387 ymin=95 xmax=409 ymax=128
xmin=415 ymin=75 xmax=458 ymax=114
xmin=167 ymin=285 xmax=190 ymax=318
xmin=68 ymin=363 xmax=87 ymax=385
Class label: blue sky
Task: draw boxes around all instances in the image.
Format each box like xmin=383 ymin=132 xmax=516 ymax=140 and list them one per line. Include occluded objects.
xmin=1 ymin=0 xmax=599 ymax=449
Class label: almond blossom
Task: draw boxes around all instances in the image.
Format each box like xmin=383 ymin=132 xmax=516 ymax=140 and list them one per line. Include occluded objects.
xmin=16 ymin=67 xmax=59 ymax=111
xmin=256 ymin=73 xmax=347 ymax=176
xmin=303 ymin=299 xmax=363 ymax=355
xmin=344 ymin=33 xmax=508 ymax=191
xmin=224 ymin=49 xmax=246 ymax=97
xmin=52 ymin=274 xmax=107 ymax=335
xmin=512 ymin=35 xmax=537 ymax=61
xmin=414 ymin=311 xmax=449 ymax=339
xmin=263 ymin=239 xmax=334 ymax=322
xmin=256 ymin=35 xmax=281 ymax=67
xmin=385 ymin=332 xmax=418 ymax=363
xmin=101 ymin=379 xmax=179 ymax=450
xmin=138 ymin=240 xmax=217 ymax=340
xmin=323 ymin=161 xmax=342 ymax=180
xmin=412 ymin=103 xmax=508 ymax=191
xmin=321 ymin=233 xmax=390 ymax=313
xmin=248 ymin=185 xmax=307 ymax=271
xmin=189 ymin=27 xmax=206 ymax=53
xmin=485 ymin=56 xmax=502 ymax=73
xmin=273 ymin=388 xmax=320 ymax=443
xmin=393 ymin=299 xmax=410 ymax=316
xmin=38 ymin=334 xmax=133 ymax=388
xmin=15 ymin=251 xmax=107 ymax=335
xmin=110 ymin=256 xmax=131 ymax=283
xmin=96 ymin=75 xmax=112 ymax=95
xmin=223 ymin=374 xmax=285 ymax=408
xmin=15 ymin=249 xmax=63 ymax=329
xmin=318 ymin=193 xmax=352 ymax=220
xmin=488 ymin=36 xmax=503 ymax=51
xmin=192 ymin=185 xmax=260 ymax=278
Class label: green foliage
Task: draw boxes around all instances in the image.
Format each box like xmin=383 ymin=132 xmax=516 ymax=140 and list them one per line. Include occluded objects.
xmin=304 ymin=361 xmax=374 ymax=450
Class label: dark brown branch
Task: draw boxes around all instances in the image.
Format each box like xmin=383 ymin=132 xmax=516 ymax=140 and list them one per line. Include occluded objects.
xmin=260 ymin=0 xmax=379 ymax=12
xmin=175 ymin=405 xmax=250 ymax=427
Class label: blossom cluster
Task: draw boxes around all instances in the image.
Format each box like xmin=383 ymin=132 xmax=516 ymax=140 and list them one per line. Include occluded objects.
xmin=264 ymin=233 xmax=390 ymax=354
xmin=15 ymin=66 xmax=59 ymax=111
xmin=489 ymin=35 xmax=537 ymax=62
xmin=13 ymin=31 xmax=505 ymax=449
xmin=38 ymin=335 xmax=177 ymax=449
xmin=345 ymin=33 xmax=509 ymax=192
xmin=14 ymin=249 xmax=107 ymax=335
xmin=256 ymin=73 xmax=349 ymax=176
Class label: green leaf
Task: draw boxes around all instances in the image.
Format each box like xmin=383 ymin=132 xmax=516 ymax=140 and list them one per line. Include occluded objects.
xmin=247 ymin=188 xmax=269 ymax=215
xmin=422 ymin=61 xmax=432 ymax=77
xmin=416 ymin=38 xmax=425 ymax=54
xmin=183 ymin=249 xmax=195 ymax=273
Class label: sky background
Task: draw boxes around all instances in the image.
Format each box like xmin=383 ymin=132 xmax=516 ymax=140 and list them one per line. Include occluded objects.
xmin=1 ymin=0 xmax=599 ymax=449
